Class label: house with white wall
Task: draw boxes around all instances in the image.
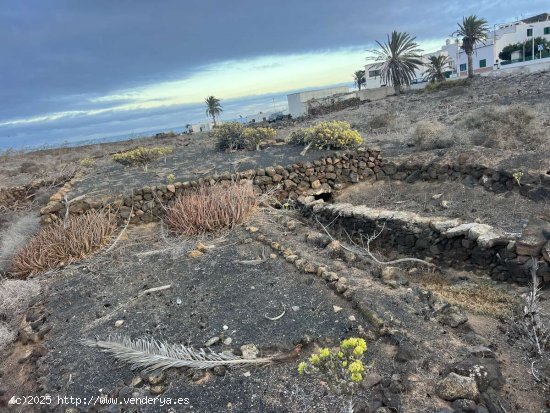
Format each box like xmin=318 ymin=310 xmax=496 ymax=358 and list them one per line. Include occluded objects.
xmin=185 ymin=122 xmax=215 ymax=133
xmin=363 ymin=13 xmax=550 ymax=88
xmin=287 ymin=86 xmax=350 ymax=118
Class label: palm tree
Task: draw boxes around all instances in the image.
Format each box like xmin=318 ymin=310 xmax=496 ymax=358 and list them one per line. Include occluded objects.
xmin=369 ymin=31 xmax=423 ymax=95
xmin=205 ymin=96 xmax=222 ymax=125
xmin=423 ymin=55 xmax=450 ymax=83
xmin=353 ymin=70 xmax=366 ymax=90
xmin=456 ymin=15 xmax=489 ymax=78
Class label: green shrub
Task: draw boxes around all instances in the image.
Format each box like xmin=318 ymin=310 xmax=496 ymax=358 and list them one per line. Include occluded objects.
xmin=423 ymin=78 xmax=470 ymax=93
xmin=290 ymin=121 xmax=363 ymax=149
xmin=241 ymin=127 xmax=277 ymax=150
xmin=112 ymin=146 xmax=172 ymax=170
xmin=215 ymin=123 xmax=276 ymax=151
xmin=214 ymin=122 xmax=246 ymax=151
xmin=79 ymin=157 xmax=96 ymax=167
xmin=288 ymin=129 xmax=310 ymax=145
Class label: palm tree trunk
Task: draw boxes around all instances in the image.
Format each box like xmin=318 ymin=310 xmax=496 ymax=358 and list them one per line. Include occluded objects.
xmin=394 ymin=83 xmax=400 ymax=95
xmin=212 ymin=115 xmax=216 ymax=126
xmin=467 ymin=52 xmax=474 ymax=78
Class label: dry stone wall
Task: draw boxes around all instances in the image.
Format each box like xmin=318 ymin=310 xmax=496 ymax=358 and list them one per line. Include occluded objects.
xmin=304 ymin=200 xmax=550 ymax=285
xmin=40 ymin=149 xmax=384 ymax=225
xmin=382 ymin=159 xmax=550 ymax=202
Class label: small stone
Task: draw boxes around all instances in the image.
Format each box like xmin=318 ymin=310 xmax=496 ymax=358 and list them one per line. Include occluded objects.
xmin=114 ymin=320 xmax=124 ymax=328
xmin=270 ymin=253 xmax=277 ymax=259
xmin=436 ymin=372 xmax=479 ymax=401
xmin=440 ymin=200 xmax=450 ymax=209
xmin=150 ymin=385 xmax=166 ymax=395
xmin=326 ymin=240 xmax=343 ymax=258
xmin=205 ymin=337 xmax=220 ymax=347
xmin=212 ymin=366 xmax=227 ymax=376
xmin=243 ymin=371 xmax=251 ymax=377
xmin=291 ymin=306 xmax=300 ymax=311
xmin=223 ymin=337 xmax=233 ymax=345
xmin=188 ymin=249 xmax=203 ymax=258
xmin=286 ymin=255 xmax=298 ymax=263
xmin=195 ymin=242 xmax=207 ymax=252
xmin=333 ymin=305 xmax=342 ymax=313
xmin=247 ymin=226 xmax=259 ymax=233
xmin=240 ymin=344 xmax=259 ymax=359
xmin=432 ymin=193 xmax=443 ymax=199
xmin=452 ymin=398 xmax=477 ymax=412
xmin=469 ymin=346 xmax=495 ymax=358
xmin=148 ymin=371 xmax=166 ymax=385
xmin=223 ymin=325 xmax=229 ymax=330
xmin=362 ymin=372 xmax=382 ymax=389
xmin=176 ymin=297 xmax=182 ymax=305
xmin=348 ymin=315 xmax=356 ymax=321
xmin=286 ymin=220 xmax=299 ymax=230
xmin=303 ymin=262 xmax=317 ymax=273
xmin=131 ymin=376 xmax=144 ymax=388
xmin=437 ymin=304 xmax=468 ymax=328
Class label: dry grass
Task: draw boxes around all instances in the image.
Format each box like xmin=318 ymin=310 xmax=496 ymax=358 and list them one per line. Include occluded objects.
xmin=11 ymin=210 xmax=116 ymax=278
xmin=419 ymin=272 xmax=520 ymax=316
xmin=411 ymin=120 xmax=452 ymax=150
xmin=463 ymin=104 xmax=548 ymax=150
xmin=0 ymin=214 xmax=40 ymax=274
xmin=368 ymin=112 xmax=396 ymax=130
xmin=165 ymin=181 xmax=257 ymax=236
xmin=0 ymin=278 xmax=40 ymax=350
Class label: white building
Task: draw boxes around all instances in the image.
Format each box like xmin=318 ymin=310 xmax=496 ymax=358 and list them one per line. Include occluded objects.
xmin=287 ymin=86 xmax=350 ymax=118
xmin=185 ymin=122 xmax=215 ymax=133
xmin=363 ymin=13 xmax=550 ymax=88
xmin=243 ymin=109 xmax=287 ymax=123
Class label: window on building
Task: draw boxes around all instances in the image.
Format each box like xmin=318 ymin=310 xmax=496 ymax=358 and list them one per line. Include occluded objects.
xmin=527 ymin=28 xmax=533 ymax=37
xmin=368 ymin=69 xmax=381 ymax=78
xmin=544 ymin=27 xmax=550 ymax=35
xmin=479 ymin=59 xmax=487 ymax=68
xmin=459 ymin=63 xmax=467 ymax=72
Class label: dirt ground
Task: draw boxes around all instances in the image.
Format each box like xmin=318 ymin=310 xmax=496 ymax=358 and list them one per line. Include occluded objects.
xmin=1 ymin=71 xmax=550 ymax=413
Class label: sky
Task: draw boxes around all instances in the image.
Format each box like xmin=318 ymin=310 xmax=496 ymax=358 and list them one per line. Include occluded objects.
xmin=1 ymin=1 xmax=548 ymax=149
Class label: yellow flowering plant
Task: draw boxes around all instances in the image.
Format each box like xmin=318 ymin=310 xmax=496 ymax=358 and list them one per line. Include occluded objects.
xmin=112 ymin=146 xmax=172 ymax=171
xmin=297 ymin=337 xmax=368 ymax=396
xmin=289 ymin=121 xmax=363 ymax=150
xmin=215 ymin=123 xmax=276 ymax=151
xmin=241 ymin=127 xmax=277 ymax=150
xmin=79 ymin=157 xmax=96 ymax=167
xmin=166 ymin=173 xmax=176 ymax=184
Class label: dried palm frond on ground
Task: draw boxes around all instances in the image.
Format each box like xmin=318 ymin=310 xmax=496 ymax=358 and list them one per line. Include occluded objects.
xmin=11 ymin=210 xmax=116 ymax=278
xmin=164 ymin=181 xmax=257 ymax=236
xmin=84 ymin=335 xmax=276 ymax=372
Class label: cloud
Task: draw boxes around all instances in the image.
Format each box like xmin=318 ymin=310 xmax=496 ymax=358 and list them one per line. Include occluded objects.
xmin=1 ymin=0 xmax=548 ymax=148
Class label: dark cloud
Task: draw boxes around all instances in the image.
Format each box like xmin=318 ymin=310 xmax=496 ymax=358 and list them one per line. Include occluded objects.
xmin=0 ymin=0 xmax=548 ymax=146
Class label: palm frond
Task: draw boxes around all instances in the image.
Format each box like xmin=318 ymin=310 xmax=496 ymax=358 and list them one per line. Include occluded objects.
xmin=367 ymin=31 xmax=423 ymax=92
xmin=83 ymin=335 xmax=275 ymax=372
